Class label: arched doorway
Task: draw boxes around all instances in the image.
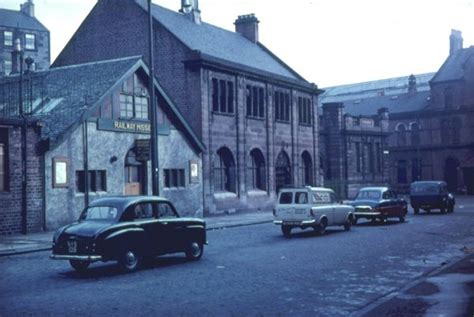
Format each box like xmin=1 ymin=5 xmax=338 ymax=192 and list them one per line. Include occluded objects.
xmin=124 ymin=149 xmax=146 ymax=195
xmin=301 ymin=151 xmax=313 ymax=186
xmin=275 ymin=151 xmax=291 ymax=193
xmin=214 ymin=147 xmax=236 ymax=193
xmin=444 ymin=157 xmax=460 ymax=192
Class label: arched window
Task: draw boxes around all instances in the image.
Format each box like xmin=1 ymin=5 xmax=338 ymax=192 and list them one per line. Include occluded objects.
xmin=410 ymin=122 xmax=420 ymax=146
xmin=275 ymin=151 xmax=291 ymax=192
xmin=300 ymin=151 xmax=313 ymax=186
xmin=396 ymin=124 xmax=407 ymax=146
xmin=214 ymin=147 xmax=236 ymax=193
xmin=248 ymin=148 xmax=266 ymax=191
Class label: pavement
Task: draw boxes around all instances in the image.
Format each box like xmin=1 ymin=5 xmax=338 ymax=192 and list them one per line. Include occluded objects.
xmin=1 ymin=207 xmax=473 ymax=316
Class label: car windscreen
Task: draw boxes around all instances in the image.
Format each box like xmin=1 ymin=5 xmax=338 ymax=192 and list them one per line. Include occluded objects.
xmin=312 ymin=191 xmax=332 ymax=204
xmin=80 ymin=206 xmax=118 ymax=220
xmin=411 ymin=183 xmax=440 ymax=194
xmin=279 ymin=192 xmax=293 ymax=204
xmin=356 ymin=190 xmax=380 ymax=201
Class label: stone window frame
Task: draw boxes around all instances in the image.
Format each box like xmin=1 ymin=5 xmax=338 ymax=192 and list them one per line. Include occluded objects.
xmin=211 ymin=77 xmax=235 ymax=115
xmin=409 ymin=122 xmax=421 ymax=146
xmin=298 ymin=96 xmax=312 ymax=126
xmin=274 ymin=89 xmax=291 ymax=123
xmin=75 ymin=170 xmax=107 ymax=193
xmin=248 ymin=148 xmax=266 ymax=191
xmin=119 ymin=74 xmax=149 ymax=120
xmin=395 ymin=123 xmax=407 ymax=146
xmin=24 ymin=33 xmax=36 ymax=50
xmin=52 ymin=157 xmax=69 ymax=188
xmin=164 ymin=168 xmax=186 ymax=189
xmin=3 ymin=31 xmax=13 ymax=47
xmin=245 ymin=84 xmax=265 ymax=119
xmin=300 ymin=151 xmax=313 ymax=186
xmin=214 ymin=147 xmax=237 ymax=193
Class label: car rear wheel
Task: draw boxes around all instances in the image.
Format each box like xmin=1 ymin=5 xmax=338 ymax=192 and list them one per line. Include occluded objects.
xmin=119 ymin=248 xmax=140 ymax=272
xmin=185 ymin=241 xmax=204 ymax=261
xmin=281 ymin=225 xmax=292 ymax=238
xmin=69 ymin=260 xmax=89 ymax=272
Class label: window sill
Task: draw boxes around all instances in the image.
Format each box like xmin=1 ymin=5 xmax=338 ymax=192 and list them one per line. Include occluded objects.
xmin=246 ymin=116 xmax=265 ymax=121
xmin=298 ymin=123 xmax=312 ymax=127
xmin=212 ymin=111 xmax=235 ymax=117
xmin=247 ymin=189 xmax=268 ymax=196
xmin=275 ymin=120 xmax=290 ymax=124
xmin=164 ymin=187 xmax=186 ymax=191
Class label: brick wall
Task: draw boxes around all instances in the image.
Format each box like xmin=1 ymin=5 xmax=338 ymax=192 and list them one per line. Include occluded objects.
xmin=0 ymin=124 xmax=44 ymax=235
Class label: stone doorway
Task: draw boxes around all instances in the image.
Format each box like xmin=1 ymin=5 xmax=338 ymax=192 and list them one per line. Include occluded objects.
xmin=124 ymin=149 xmax=146 ymax=195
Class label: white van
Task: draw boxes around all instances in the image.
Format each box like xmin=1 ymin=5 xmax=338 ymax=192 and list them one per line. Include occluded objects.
xmin=273 ymin=187 xmax=354 ymax=237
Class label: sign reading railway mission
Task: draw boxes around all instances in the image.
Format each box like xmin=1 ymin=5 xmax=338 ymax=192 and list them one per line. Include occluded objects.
xmin=98 ymin=119 xmax=151 ymax=134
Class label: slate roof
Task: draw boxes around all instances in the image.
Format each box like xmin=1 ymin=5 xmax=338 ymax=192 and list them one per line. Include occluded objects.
xmin=0 ymin=9 xmax=48 ymax=31
xmin=134 ymin=0 xmax=302 ymax=81
xmin=0 ymin=56 xmax=205 ymax=152
xmin=430 ymin=46 xmax=474 ymax=83
xmin=321 ymin=73 xmax=434 ymax=104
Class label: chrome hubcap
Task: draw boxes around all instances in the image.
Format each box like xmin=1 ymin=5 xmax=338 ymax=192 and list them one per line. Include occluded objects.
xmin=126 ymin=251 xmax=137 ymax=266
xmin=190 ymin=242 xmax=201 ymax=257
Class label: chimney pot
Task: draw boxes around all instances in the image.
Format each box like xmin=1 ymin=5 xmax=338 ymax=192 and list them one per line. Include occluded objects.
xmin=20 ymin=0 xmax=35 ymax=17
xmin=449 ymin=29 xmax=463 ymax=55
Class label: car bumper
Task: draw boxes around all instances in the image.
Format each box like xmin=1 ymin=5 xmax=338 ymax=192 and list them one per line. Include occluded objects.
xmin=354 ymin=211 xmax=381 ymax=219
xmin=273 ymin=220 xmax=317 ymax=226
xmin=50 ymin=254 xmax=103 ymax=262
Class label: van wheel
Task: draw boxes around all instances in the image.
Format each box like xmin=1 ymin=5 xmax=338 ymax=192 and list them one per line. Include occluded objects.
xmin=69 ymin=260 xmax=89 ymax=272
xmin=185 ymin=241 xmax=204 ymax=261
xmin=281 ymin=225 xmax=292 ymax=238
xmin=119 ymin=248 xmax=140 ymax=272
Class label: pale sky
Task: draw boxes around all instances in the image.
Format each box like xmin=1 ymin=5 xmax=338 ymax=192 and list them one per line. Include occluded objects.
xmin=1 ymin=0 xmax=473 ymax=87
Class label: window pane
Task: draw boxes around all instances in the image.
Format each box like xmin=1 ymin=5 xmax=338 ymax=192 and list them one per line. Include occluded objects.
xmin=212 ymin=79 xmax=219 ymax=112
xmin=76 ymin=171 xmax=85 ymax=193
xmin=25 ymin=34 xmax=35 ymax=50
xmin=4 ymin=31 xmax=13 ymax=46
xmin=252 ymin=87 xmax=258 ymax=117
xmin=285 ymin=94 xmax=290 ymax=121
xmin=258 ymin=88 xmax=264 ymax=118
xmin=220 ymin=80 xmax=227 ymax=113
xmin=4 ymin=60 xmax=12 ymax=75
xmin=227 ymin=81 xmax=234 ymax=113
xmin=164 ymin=169 xmax=170 ymax=188
xmin=246 ymin=86 xmax=251 ymax=116
xmin=179 ymin=169 xmax=185 ymax=187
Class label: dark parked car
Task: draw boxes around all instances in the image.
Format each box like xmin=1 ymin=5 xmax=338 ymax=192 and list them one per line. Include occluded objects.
xmin=51 ymin=196 xmax=206 ymax=272
xmin=410 ymin=181 xmax=455 ymax=214
xmin=349 ymin=187 xmax=408 ymax=224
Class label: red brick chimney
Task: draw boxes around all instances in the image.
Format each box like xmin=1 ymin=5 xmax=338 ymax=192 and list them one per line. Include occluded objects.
xmin=234 ymin=14 xmax=259 ymax=44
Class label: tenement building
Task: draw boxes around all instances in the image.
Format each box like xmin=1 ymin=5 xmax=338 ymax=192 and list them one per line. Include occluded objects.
xmin=0 ymin=56 xmax=205 ymax=234
xmin=0 ymin=0 xmax=50 ymax=76
xmin=53 ymin=0 xmax=322 ymax=214
xmin=321 ymin=30 xmax=474 ymax=194
xmin=319 ymin=103 xmax=390 ymax=199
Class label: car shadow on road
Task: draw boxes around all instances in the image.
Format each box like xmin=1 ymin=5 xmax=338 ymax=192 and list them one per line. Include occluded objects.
xmin=284 ymin=228 xmax=347 ymax=239
xmin=57 ymin=255 xmax=192 ymax=279
xmin=355 ymin=219 xmax=406 ymax=227
xmin=412 ymin=211 xmax=451 ymax=216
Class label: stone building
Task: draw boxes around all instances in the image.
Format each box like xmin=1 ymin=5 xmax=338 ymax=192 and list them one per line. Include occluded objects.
xmin=319 ymin=103 xmax=390 ymax=199
xmin=53 ymin=0 xmax=321 ymax=214
xmin=0 ymin=56 xmax=205 ymax=234
xmin=0 ymin=0 xmax=50 ymax=76
xmin=321 ymin=30 xmax=474 ymax=194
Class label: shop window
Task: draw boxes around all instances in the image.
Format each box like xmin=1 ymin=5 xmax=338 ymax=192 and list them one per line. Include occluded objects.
xmin=246 ymin=85 xmax=265 ymax=118
xmin=248 ymin=148 xmax=266 ymax=190
xmin=76 ymin=170 xmax=107 ymax=193
xmin=214 ymin=147 xmax=236 ymax=193
xmin=0 ymin=128 xmax=8 ymax=192
xmin=25 ymin=34 xmax=35 ymax=50
xmin=275 ymin=90 xmax=290 ymax=122
xmin=164 ymin=169 xmax=185 ymax=188
xmin=298 ymin=97 xmax=312 ymax=125
xmin=211 ymin=78 xmax=234 ymax=114
xmin=4 ymin=31 xmax=13 ymax=46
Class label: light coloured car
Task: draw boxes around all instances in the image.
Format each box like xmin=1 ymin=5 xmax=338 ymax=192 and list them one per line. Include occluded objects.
xmin=273 ymin=187 xmax=355 ymax=238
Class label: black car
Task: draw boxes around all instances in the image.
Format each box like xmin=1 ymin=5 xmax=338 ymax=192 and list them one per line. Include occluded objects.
xmin=51 ymin=196 xmax=206 ymax=272
xmin=410 ymin=181 xmax=455 ymax=214
xmin=349 ymin=187 xmax=408 ymax=224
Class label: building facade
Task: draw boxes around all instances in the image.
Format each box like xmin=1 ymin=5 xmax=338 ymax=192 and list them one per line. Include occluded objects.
xmin=53 ymin=0 xmax=322 ymax=214
xmin=0 ymin=57 xmax=205 ymax=234
xmin=321 ymin=30 xmax=474 ymax=194
xmin=319 ymin=103 xmax=389 ymax=199
xmin=0 ymin=0 xmax=50 ymax=76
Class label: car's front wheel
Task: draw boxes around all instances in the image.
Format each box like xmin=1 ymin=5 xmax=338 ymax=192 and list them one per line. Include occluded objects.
xmin=185 ymin=241 xmax=204 ymax=261
xmin=344 ymin=218 xmax=352 ymax=231
xmin=69 ymin=260 xmax=90 ymax=272
xmin=119 ymin=248 xmax=140 ymax=272
xmin=281 ymin=225 xmax=292 ymax=238
xmin=318 ymin=219 xmax=327 ymax=235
